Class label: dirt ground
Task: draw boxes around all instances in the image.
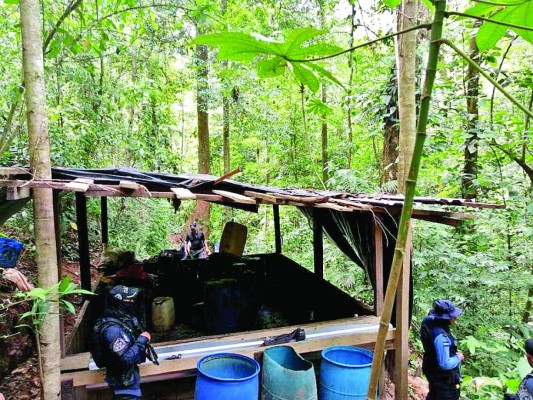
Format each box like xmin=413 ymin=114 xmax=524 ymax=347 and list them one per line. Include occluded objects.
xmin=0 ymin=250 xmax=99 ymax=400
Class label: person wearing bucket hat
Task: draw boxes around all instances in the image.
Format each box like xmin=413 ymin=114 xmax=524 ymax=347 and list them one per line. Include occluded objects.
xmin=420 ymin=300 xmax=465 ymax=400
xmin=505 ymin=339 xmax=533 ymax=400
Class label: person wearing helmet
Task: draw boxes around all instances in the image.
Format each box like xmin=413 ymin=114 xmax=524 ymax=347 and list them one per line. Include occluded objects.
xmin=505 ymin=339 xmax=533 ymax=400
xmin=185 ymin=223 xmax=210 ymax=259
xmin=420 ymin=300 xmax=465 ymax=400
xmin=91 ymin=285 xmax=151 ymax=400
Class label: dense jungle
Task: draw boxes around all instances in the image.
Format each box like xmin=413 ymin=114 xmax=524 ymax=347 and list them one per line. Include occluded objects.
xmin=0 ymin=0 xmax=532 ymax=398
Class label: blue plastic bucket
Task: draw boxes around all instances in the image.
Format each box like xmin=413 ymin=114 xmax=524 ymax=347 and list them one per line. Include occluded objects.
xmin=195 ymin=353 xmax=260 ymax=400
xmin=319 ymin=346 xmax=373 ymax=400
xmin=0 ymin=238 xmax=23 ymax=268
xmin=261 ymin=345 xmax=317 ymax=400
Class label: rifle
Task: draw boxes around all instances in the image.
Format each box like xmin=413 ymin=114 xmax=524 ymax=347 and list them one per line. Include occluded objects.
xmin=145 ymin=343 xmax=159 ymax=366
xmin=131 ymin=317 xmax=159 ymax=366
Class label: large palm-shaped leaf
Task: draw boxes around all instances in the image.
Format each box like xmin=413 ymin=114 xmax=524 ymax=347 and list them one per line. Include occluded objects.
xmin=462 ymin=0 xmax=533 ymax=50
xmin=192 ymin=28 xmax=343 ymax=92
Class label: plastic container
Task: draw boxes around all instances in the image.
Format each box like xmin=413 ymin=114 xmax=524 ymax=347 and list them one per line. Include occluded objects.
xmin=195 ymin=353 xmax=260 ymax=400
xmin=0 ymin=237 xmax=23 ymax=268
xmin=151 ymin=297 xmax=175 ymax=332
xmin=319 ymin=346 xmax=373 ymax=400
xmin=204 ymin=279 xmax=242 ymax=334
xmin=261 ymin=345 xmax=317 ymax=400
xmin=219 ymin=222 xmax=247 ymax=256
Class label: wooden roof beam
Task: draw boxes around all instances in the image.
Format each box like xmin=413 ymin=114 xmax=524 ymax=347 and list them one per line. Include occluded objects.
xmin=243 ymin=190 xmax=282 ymax=204
xmin=6 ymin=186 xmax=31 ymax=200
xmin=363 ymin=194 xmax=504 ymax=209
xmin=314 ymin=203 xmax=353 ymax=212
xmin=411 ymin=215 xmax=465 ymax=227
xmin=268 ymin=192 xmax=329 ymax=204
xmin=85 ymin=185 xmax=161 ymax=198
xmin=64 ymin=178 xmax=94 ymax=192
xmin=0 ymin=179 xmax=66 ymax=190
xmin=171 ymin=188 xmax=196 ymax=200
xmin=0 ymin=167 xmax=31 ymax=177
xmin=329 ymin=198 xmax=374 ymax=211
xmin=119 ymin=180 xmax=140 ymax=190
xmin=212 ymin=190 xmax=256 ymax=204
xmin=194 ymin=193 xmax=224 ymax=202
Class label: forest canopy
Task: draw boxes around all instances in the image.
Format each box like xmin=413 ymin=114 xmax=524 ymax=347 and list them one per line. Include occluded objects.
xmin=1 ymin=0 xmax=532 ymax=398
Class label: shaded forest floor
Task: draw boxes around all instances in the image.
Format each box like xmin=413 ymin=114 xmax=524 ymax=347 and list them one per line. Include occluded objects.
xmin=0 ymin=251 xmax=429 ymax=399
xmin=0 ymin=251 xmax=98 ymax=400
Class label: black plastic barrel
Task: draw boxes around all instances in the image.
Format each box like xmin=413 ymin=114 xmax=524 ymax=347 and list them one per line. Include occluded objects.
xmin=204 ymin=279 xmax=242 ymax=334
xmin=195 ymin=353 xmax=260 ymax=400
xmin=319 ymin=346 xmax=373 ymax=400
xmin=261 ymin=345 xmax=317 ymax=400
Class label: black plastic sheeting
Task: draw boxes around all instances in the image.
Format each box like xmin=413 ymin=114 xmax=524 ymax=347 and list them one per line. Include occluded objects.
xmin=52 ymin=167 xmax=264 ymax=212
xmin=51 ymin=167 xmax=335 ymax=213
xmin=52 ymin=167 xmax=330 ymax=197
xmin=50 ymin=167 xmax=413 ymax=321
xmin=300 ymin=208 xmax=413 ymax=325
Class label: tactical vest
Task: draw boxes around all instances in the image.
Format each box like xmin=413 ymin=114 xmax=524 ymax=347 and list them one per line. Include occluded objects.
xmin=420 ymin=317 xmax=460 ymax=383
xmin=516 ymin=373 xmax=533 ymax=400
xmin=90 ymin=317 xmax=136 ymax=368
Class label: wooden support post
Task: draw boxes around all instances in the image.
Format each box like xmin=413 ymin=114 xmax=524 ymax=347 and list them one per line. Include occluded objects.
xmin=273 ymin=205 xmax=282 ymax=254
xmin=394 ymin=228 xmax=412 ymax=399
xmin=75 ymin=193 xmax=91 ymax=292
xmin=101 ymin=197 xmax=108 ymax=248
xmin=373 ymin=219 xmax=384 ymax=316
xmin=53 ymin=190 xmax=62 ymax=274
xmin=313 ymin=210 xmax=323 ymax=279
xmin=53 ymin=189 xmax=65 ymax=357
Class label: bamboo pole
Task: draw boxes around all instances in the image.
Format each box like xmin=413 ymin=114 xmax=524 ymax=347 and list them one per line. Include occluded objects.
xmin=366 ymin=1 xmax=447 ymax=398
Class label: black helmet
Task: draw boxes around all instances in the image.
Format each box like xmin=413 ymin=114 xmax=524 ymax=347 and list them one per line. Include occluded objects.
xmin=105 ymin=285 xmax=140 ymax=319
xmin=109 ymin=285 xmax=139 ymax=302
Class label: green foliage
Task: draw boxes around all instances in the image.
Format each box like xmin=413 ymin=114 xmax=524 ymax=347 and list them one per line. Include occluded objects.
xmin=462 ymin=0 xmax=533 ymax=50
xmin=192 ymin=29 xmax=343 ymax=92
xmin=0 ymin=0 xmax=531 ymax=395
xmin=14 ymin=275 xmax=93 ymax=331
xmin=382 ymin=0 xmax=402 ymax=8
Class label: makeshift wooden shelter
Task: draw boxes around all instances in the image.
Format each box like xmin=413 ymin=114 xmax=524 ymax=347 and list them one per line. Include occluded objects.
xmin=0 ymin=166 xmax=503 ymax=399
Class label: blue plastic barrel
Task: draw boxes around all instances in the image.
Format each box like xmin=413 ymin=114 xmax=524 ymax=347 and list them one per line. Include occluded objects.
xmin=0 ymin=237 xmax=23 ymax=268
xmin=319 ymin=346 xmax=373 ymax=400
xmin=195 ymin=353 xmax=260 ymax=400
xmin=261 ymin=345 xmax=318 ymax=400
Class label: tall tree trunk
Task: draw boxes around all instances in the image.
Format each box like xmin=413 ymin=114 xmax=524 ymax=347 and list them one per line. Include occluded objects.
xmin=392 ymin=1 xmax=418 ymax=398
xmin=345 ymin=2 xmax=356 ymax=169
xmin=221 ymin=0 xmax=231 ymax=175
xmin=196 ymin=43 xmax=210 ymax=175
xmin=396 ymin=0 xmax=418 ymax=192
xmin=368 ymin=2 xmax=448 ymax=398
xmin=192 ymin=39 xmax=211 ymax=232
xmin=20 ymin=0 xmax=60 ymax=398
xmin=381 ymin=68 xmax=400 ymax=186
xmin=318 ymin=1 xmax=328 ymax=186
xmin=461 ymin=21 xmax=481 ymax=199
xmin=126 ymin=50 xmax=138 ymax=167
xmin=223 ymin=84 xmax=231 ymax=174
xmin=321 ymin=84 xmax=329 ymax=185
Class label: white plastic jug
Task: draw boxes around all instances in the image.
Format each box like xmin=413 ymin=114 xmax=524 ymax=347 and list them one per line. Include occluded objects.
xmin=151 ymin=297 xmax=175 ymax=332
